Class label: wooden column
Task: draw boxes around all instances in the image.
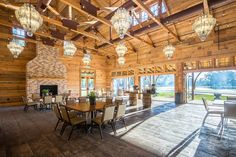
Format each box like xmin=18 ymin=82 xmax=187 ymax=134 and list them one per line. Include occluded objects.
xmin=134 ymin=68 xmax=140 ymax=87
xmin=175 ymin=63 xmax=186 ymax=104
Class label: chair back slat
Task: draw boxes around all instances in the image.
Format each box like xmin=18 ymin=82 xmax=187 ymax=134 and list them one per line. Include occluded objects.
xmin=55 ymin=95 xmax=63 ymax=103
xmin=53 ymin=104 xmax=62 ymax=119
xmin=224 ymin=101 xmax=236 ymax=118
xmin=79 ymin=97 xmax=87 ymax=103
xmin=115 ymin=99 xmax=123 ymax=106
xmin=66 ymin=99 xmax=76 ymax=105
xmin=44 ymin=96 xmax=52 ymax=104
xmin=116 ymin=104 xmax=126 ymax=118
xmin=22 ymin=96 xmax=27 ymax=103
xmin=202 ymin=98 xmax=209 ymax=111
xmin=60 ymin=106 xmax=70 ymax=123
xmin=102 ymin=105 xmax=115 ymax=122
xmin=32 ymin=93 xmax=40 ymax=101
xmin=106 ymin=97 xmax=113 ymax=105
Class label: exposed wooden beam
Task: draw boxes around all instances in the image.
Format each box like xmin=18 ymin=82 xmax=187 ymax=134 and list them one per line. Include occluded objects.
xmin=0 ymin=2 xmax=100 ymax=40
xmin=0 ymin=18 xmax=108 ymax=55
xmin=132 ymin=0 xmax=181 ymax=41
xmin=127 ymin=41 xmax=137 ymax=53
xmin=203 ymin=0 xmax=210 ymax=14
xmin=0 ymin=32 xmax=37 ymax=44
xmin=163 ymin=0 xmax=179 ymax=38
xmin=59 ymin=0 xmax=154 ymax=47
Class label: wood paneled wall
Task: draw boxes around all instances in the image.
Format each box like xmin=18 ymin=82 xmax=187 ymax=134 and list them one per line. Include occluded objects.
xmin=0 ymin=39 xmax=36 ymax=106
xmin=0 ymin=40 xmax=108 ymax=107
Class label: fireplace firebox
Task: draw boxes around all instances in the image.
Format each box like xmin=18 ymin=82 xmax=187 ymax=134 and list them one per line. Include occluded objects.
xmin=40 ymin=85 xmax=58 ymax=96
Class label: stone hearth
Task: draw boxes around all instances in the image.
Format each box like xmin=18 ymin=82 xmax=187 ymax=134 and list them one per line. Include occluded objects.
xmin=26 ymin=43 xmax=67 ymax=98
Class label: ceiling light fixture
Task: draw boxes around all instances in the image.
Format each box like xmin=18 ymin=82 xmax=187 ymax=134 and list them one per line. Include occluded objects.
xmin=192 ymin=14 xmax=216 ymax=41
xmin=163 ymin=32 xmax=175 ymax=59
xmin=116 ymin=42 xmax=127 ymax=57
xmin=117 ymin=56 xmax=125 ymax=65
xmin=15 ymin=3 xmax=43 ymax=37
xmin=7 ymin=38 xmax=24 ymax=58
xmin=63 ymin=40 xmax=77 ymax=56
xmin=111 ymin=8 xmax=132 ymax=39
xmin=82 ymin=53 xmax=91 ymax=66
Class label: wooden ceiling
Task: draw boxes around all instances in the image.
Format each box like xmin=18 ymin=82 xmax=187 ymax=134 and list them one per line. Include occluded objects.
xmin=0 ymin=0 xmax=234 ymax=57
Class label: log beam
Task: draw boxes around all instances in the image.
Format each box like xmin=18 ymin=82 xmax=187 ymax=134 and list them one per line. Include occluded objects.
xmin=132 ymin=0 xmax=181 ymax=41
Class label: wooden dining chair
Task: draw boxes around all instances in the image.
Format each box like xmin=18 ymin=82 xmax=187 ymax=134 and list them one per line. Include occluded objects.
xmin=22 ymin=96 xmax=39 ymax=112
xmin=60 ymin=106 xmax=86 ymax=140
xmin=114 ymin=99 xmax=123 ymax=106
xmin=53 ymin=104 xmax=63 ymax=131
xmin=91 ymin=105 xmax=116 ymax=139
xmin=106 ymin=97 xmax=113 ymax=105
xmin=55 ymin=95 xmax=63 ymax=105
xmin=78 ymin=97 xmax=87 ymax=103
xmin=113 ymin=104 xmax=127 ymax=134
xmin=66 ymin=98 xmax=76 ymax=105
xmin=32 ymin=93 xmax=41 ymax=101
xmin=42 ymin=95 xmax=53 ymax=110
xmin=202 ymin=98 xmax=224 ymax=126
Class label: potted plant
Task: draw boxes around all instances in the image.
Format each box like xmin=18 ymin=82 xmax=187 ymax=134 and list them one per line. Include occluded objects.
xmin=42 ymin=89 xmax=49 ymax=97
xmin=88 ymin=91 xmax=96 ymax=105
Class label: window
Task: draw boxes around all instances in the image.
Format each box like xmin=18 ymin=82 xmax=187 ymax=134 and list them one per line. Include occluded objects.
xmin=150 ymin=4 xmax=158 ymax=16
xmin=132 ymin=16 xmax=138 ymax=26
xmin=162 ymin=1 xmax=167 ymax=13
xmin=140 ymin=11 xmax=148 ymax=22
xmin=12 ymin=28 xmax=26 ymax=47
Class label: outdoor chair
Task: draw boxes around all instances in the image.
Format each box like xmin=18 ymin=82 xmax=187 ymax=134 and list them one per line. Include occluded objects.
xmin=202 ymin=98 xmax=224 ymax=127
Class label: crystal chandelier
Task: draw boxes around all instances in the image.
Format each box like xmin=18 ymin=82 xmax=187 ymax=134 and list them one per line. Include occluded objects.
xmin=116 ymin=42 xmax=127 ymax=57
xmin=117 ymin=56 xmax=125 ymax=65
xmin=192 ymin=14 xmax=216 ymax=41
xmin=64 ymin=41 xmax=77 ymax=56
xmin=7 ymin=39 xmax=24 ymax=58
xmin=15 ymin=3 xmax=43 ymax=37
xmin=111 ymin=8 xmax=132 ymax=39
xmin=82 ymin=53 xmax=91 ymax=66
xmin=163 ymin=44 xmax=175 ymax=59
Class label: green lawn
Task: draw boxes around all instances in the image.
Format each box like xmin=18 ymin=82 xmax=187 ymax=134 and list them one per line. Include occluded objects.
xmin=194 ymin=94 xmax=227 ymax=101
xmin=153 ymin=92 xmax=174 ymax=98
xmin=153 ymin=92 xmax=227 ymax=101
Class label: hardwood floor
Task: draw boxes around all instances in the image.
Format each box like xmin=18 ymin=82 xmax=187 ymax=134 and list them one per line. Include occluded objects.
xmin=0 ymin=101 xmax=235 ymax=157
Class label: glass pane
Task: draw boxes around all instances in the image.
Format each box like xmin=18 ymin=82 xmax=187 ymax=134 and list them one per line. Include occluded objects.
xmin=88 ymin=79 xmax=94 ymax=93
xmin=81 ymin=78 xmax=87 ymax=96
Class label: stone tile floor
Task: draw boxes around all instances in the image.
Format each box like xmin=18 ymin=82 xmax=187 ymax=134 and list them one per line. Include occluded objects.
xmin=0 ymin=101 xmax=235 ymax=157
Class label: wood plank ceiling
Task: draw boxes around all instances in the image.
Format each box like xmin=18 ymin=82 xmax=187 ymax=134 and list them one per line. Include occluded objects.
xmin=0 ymin=0 xmax=233 ymax=57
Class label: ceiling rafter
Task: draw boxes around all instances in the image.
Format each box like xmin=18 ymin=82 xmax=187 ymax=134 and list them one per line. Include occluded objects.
xmin=127 ymin=41 xmax=137 ymax=53
xmin=132 ymin=0 xmax=181 ymax=42
xmin=0 ymin=18 xmax=108 ymax=55
xmin=0 ymin=2 xmax=101 ymax=40
xmin=0 ymin=2 xmax=138 ymax=56
xmin=203 ymin=0 xmax=210 ymax=14
xmin=163 ymin=0 xmax=179 ymax=38
xmin=58 ymin=0 xmax=154 ymax=47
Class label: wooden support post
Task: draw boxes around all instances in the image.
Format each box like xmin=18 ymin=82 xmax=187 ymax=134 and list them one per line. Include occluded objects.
xmin=134 ymin=68 xmax=140 ymax=87
xmin=175 ymin=63 xmax=186 ymax=104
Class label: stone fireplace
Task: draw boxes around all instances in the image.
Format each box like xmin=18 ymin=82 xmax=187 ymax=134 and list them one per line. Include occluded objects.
xmin=26 ymin=43 xmax=67 ymax=98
